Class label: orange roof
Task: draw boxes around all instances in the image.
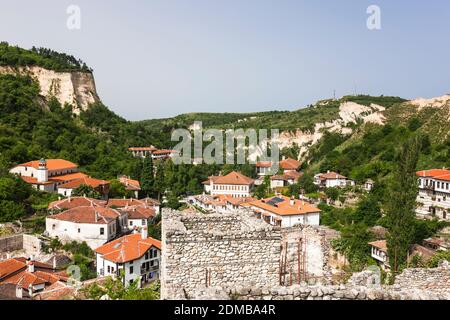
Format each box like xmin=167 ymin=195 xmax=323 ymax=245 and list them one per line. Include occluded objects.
xmin=153 ymin=149 xmax=178 ymax=155
xmin=122 ymin=206 xmax=156 ymax=220
xmin=48 ymin=197 xmax=106 ymax=210
xmin=17 ymin=159 xmax=78 ymax=171
xmin=20 ymin=176 xmax=54 ymax=185
xmin=248 ymin=195 xmax=320 ymax=216
xmin=213 ymin=171 xmax=254 ymax=185
xmin=369 ymin=240 xmax=387 ymax=251
xmin=256 ymin=161 xmax=273 ymax=168
xmin=95 ymin=234 xmax=161 ymax=263
xmin=58 ymin=177 xmax=109 ymax=189
xmin=49 ymin=172 xmax=88 ymax=183
xmin=416 ymin=169 xmax=450 ymax=181
xmin=47 ymin=206 xmax=123 ymax=224
xmin=118 ymin=176 xmax=141 ymax=191
xmin=280 ymin=158 xmax=300 ymax=170
xmin=106 ymin=198 xmax=145 ymax=208
xmin=318 ymin=171 xmax=347 ymax=180
xmin=0 ymin=258 xmax=67 ymax=290
xmin=202 ymin=176 xmax=220 ymax=185
xmin=128 ymin=147 xmax=157 ymax=151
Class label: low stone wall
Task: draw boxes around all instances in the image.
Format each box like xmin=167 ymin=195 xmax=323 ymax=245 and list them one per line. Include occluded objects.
xmin=161 ymin=209 xmax=282 ymax=299
xmin=185 ymin=262 xmax=450 ymax=300
xmin=0 ymin=234 xmax=23 ymax=253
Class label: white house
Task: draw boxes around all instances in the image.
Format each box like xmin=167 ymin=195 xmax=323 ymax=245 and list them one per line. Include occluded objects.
xmin=57 ymin=176 xmax=110 ymax=199
xmin=45 ymin=206 xmax=128 ymax=249
xmin=95 ymin=230 xmax=161 ymax=287
xmin=118 ymin=175 xmax=141 ymax=198
xmin=369 ymin=240 xmax=389 ymax=270
xmin=151 ymin=149 xmax=178 ymax=160
xmin=203 ymin=171 xmax=254 ymax=198
xmin=128 ymin=146 xmax=157 ymax=158
xmin=244 ymin=195 xmax=321 ymax=227
xmin=270 ymin=171 xmax=301 ymax=190
xmin=364 ymin=179 xmax=375 ymax=192
xmin=416 ymin=169 xmax=450 ymax=221
xmin=9 ymin=159 xmax=85 ymax=192
xmin=256 ymin=157 xmax=301 ymax=177
xmin=314 ymin=171 xmax=355 ymax=188
xmin=122 ymin=206 xmax=156 ymax=229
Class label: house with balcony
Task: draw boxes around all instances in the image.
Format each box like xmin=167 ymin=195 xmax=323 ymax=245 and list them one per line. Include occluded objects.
xmin=94 ymin=229 xmax=161 ymax=287
xmin=416 ymin=169 xmax=450 ymax=221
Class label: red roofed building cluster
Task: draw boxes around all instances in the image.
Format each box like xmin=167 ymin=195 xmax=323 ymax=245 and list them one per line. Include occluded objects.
xmin=9 ymin=158 xmax=110 ymax=198
xmin=416 ymin=168 xmax=450 ymax=221
xmin=95 ymin=230 xmax=161 ymax=287
xmin=0 ymin=257 xmax=69 ymax=299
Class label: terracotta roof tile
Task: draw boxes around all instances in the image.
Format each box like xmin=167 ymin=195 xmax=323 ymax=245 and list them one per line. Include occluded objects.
xmin=58 ymin=177 xmax=109 ymax=189
xmin=47 ymin=206 xmax=123 ymax=224
xmin=247 ymin=195 xmax=320 ymax=216
xmin=17 ymin=159 xmax=78 ymax=171
xmin=416 ymin=169 xmax=450 ymax=181
xmin=213 ymin=171 xmax=254 ymax=185
xmin=95 ymin=234 xmax=161 ymax=263
xmin=48 ymin=197 xmax=106 ymax=210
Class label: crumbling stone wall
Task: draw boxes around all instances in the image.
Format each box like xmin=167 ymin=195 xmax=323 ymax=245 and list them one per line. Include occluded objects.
xmin=161 ymin=209 xmax=281 ymax=299
xmin=0 ymin=234 xmax=43 ymax=260
xmin=0 ymin=234 xmax=23 ymax=253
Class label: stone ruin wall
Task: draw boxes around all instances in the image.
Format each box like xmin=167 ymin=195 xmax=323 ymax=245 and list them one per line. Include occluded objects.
xmin=161 ymin=209 xmax=282 ymax=299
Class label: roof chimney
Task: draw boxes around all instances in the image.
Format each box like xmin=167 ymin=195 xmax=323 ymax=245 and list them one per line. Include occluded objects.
xmin=53 ymin=256 xmax=57 ymax=270
xmin=327 ymin=170 xmax=330 ymax=174
xmin=28 ymin=261 xmax=35 ymax=273
xmin=141 ymin=226 xmax=147 ymax=239
xmin=290 ymin=196 xmax=295 ymax=206
xmin=68 ymin=196 xmax=71 ymax=203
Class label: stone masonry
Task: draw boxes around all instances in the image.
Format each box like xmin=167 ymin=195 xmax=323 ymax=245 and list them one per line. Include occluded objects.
xmin=161 ymin=209 xmax=281 ymax=299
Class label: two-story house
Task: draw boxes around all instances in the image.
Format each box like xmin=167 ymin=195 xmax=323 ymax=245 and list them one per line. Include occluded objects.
xmin=203 ymin=171 xmax=254 ymax=198
xmin=94 ymin=229 xmax=161 ymax=287
xmin=416 ymin=169 xmax=450 ymax=221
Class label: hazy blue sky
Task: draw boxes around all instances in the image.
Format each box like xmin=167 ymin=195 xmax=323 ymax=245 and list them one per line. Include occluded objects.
xmin=1 ymin=0 xmax=449 ymax=120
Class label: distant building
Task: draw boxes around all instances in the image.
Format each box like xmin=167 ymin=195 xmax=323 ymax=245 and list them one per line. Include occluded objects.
xmin=94 ymin=230 xmax=161 ymax=287
xmin=202 ymin=171 xmax=254 ymax=197
xmin=48 ymin=196 xmax=105 ymax=212
xmin=0 ymin=257 xmax=68 ymax=299
xmin=314 ymin=171 xmax=355 ymax=188
xmin=256 ymin=157 xmax=301 ymax=177
xmin=128 ymin=146 xmax=157 ymax=158
xmin=270 ymin=171 xmax=302 ymax=189
xmin=57 ymin=176 xmax=110 ymax=199
xmin=244 ymin=195 xmax=321 ymax=227
xmin=9 ymin=159 xmax=85 ymax=192
xmin=151 ymin=149 xmax=178 ymax=160
xmin=121 ymin=206 xmax=156 ymax=229
xmin=45 ymin=206 xmax=128 ymax=249
xmin=105 ymin=197 xmax=160 ymax=213
xmin=118 ymin=175 xmax=141 ymax=198
xmin=416 ymin=169 xmax=450 ymax=221
xmin=364 ymin=179 xmax=374 ymax=192
xmin=369 ymin=240 xmax=389 ymax=270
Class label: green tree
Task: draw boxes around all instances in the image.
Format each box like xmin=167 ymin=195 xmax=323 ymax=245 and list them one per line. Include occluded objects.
xmin=140 ymin=157 xmax=154 ymax=197
xmin=385 ymin=136 xmax=421 ymax=273
xmin=72 ymin=184 xmax=101 ymax=199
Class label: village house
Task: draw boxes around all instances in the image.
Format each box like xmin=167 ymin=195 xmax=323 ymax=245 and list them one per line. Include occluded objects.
xmin=314 ymin=171 xmax=355 ymax=188
xmin=0 ymin=257 xmax=68 ymax=299
xmin=121 ymin=206 xmax=156 ymax=229
xmin=118 ymin=175 xmax=141 ymax=198
xmin=416 ymin=169 xmax=450 ymax=221
xmin=203 ymin=171 xmax=255 ymax=198
xmin=364 ymin=179 xmax=375 ymax=192
xmin=243 ymin=195 xmax=321 ymax=227
xmin=256 ymin=157 xmax=301 ymax=177
xmin=9 ymin=159 xmax=85 ymax=192
xmin=128 ymin=146 xmax=158 ymax=158
xmin=105 ymin=197 xmax=160 ymax=214
xmin=57 ymin=176 xmax=110 ymax=199
xmin=151 ymin=149 xmax=178 ymax=160
xmin=94 ymin=229 xmax=161 ymax=287
xmin=270 ymin=171 xmax=302 ymax=190
xmin=45 ymin=206 xmax=129 ymax=249
xmin=369 ymin=240 xmax=438 ymax=270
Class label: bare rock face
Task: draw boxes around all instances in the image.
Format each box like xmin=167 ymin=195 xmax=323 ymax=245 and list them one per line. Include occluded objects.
xmin=0 ymin=66 xmax=100 ymax=114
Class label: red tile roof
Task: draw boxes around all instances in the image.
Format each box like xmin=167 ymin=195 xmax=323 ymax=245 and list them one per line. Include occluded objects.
xmin=118 ymin=176 xmax=141 ymax=191
xmin=369 ymin=240 xmax=387 ymax=251
xmin=47 ymin=206 xmax=123 ymax=224
xmin=416 ymin=169 xmax=450 ymax=181
xmin=280 ymin=158 xmax=301 ymax=170
xmin=95 ymin=234 xmax=161 ymax=263
xmin=153 ymin=149 xmax=178 ymax=155
xmin=128 ymin=147 xmax=157 ymax=151
xmin=17 ymin=159 xmax=78 ymax=171
xmin=122 ymin=206 xmax=156 ymax=220
xmin=318 ymin=172 xmax=347 ymax=180
xmin=256 ymin=161 xmax=273 ymax=168
xmin=48 ymin=197 xmax=106 ymax=210
xmin=58 ymin=177 xmax=109 ymax=189
xmin=213 ymin=171 xmax=254 ymax=185
xmin=247 ymin=195 xmax=321 ymax=216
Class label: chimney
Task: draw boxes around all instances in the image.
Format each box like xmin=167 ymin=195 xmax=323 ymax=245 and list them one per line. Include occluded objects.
xmin=28 ymin=261 xmax=35 ymax=273
xmin=53 ymin=256 xmax=57 ymax=270
xmin=327 ymin=170 xmax=330 ymax=174
xmin=15 ymin=285 xmax=23 ymax=299
xmin=141 ymin=226 xmax=147 ymax=239
xmin=95 ymin=211 xmax=99 ymax=222
xmin=290 ymin=196 xmax=295 ymax=206
xmin=68 ymin=196 xmax=71 ymax=203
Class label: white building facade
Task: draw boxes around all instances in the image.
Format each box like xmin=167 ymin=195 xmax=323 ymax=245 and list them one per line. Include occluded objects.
xmin=416 ymin=169 xmax=450 ymax=221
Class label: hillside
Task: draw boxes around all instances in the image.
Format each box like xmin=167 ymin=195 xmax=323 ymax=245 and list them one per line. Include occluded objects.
xmin=0 ymin=44 xmax=448 ymax=186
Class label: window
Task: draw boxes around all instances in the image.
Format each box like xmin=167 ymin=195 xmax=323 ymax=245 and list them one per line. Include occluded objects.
xmin=78 ymin=228 xmax=81 ymax=233
xmin=107 ymin=266 xmax=111 ymax=273
xmin=130 ymin=221 xmax=133 ymax=226
xmin=142 ymin=219 xmax=146 ymax=225
xmin=52 ymin=224 xmax=56 ymax=230
xmin=130 ymin=266 xmax=134 ymax=273
xmin=100 ymin=228 xmax=104 ymax=235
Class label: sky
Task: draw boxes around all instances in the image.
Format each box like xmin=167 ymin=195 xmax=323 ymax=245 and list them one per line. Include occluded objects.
xmin=1 ymin=0 xmax=450 ymax=120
